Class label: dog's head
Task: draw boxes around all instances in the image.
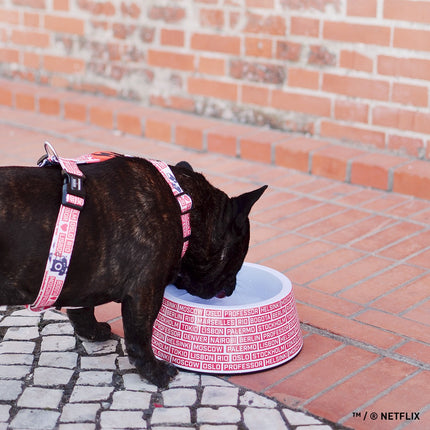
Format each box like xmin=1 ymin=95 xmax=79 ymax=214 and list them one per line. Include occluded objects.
xmin=174 ymin=162 xmax=267 ymax=299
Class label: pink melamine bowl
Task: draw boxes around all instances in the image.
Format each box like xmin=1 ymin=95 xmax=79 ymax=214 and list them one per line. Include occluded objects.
xmin=152 ymin=262 xmax=303 ymax=374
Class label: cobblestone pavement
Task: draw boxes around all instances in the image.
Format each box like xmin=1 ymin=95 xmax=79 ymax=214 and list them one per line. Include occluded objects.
xmin=0 ymin=306 xmax=341 ymax=430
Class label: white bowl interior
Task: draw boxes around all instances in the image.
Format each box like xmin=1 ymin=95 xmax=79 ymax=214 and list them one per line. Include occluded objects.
xmin=165 ymin=262 xmax=291 ymax=308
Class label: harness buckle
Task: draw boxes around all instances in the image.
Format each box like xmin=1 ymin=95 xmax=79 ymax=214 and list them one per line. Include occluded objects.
xmin=62 ymin=171 xmax=85 ymax=210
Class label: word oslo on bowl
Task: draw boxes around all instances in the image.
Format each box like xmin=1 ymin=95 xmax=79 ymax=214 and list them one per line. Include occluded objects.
xmin=152 ymin=262 xmax=303 ymax=374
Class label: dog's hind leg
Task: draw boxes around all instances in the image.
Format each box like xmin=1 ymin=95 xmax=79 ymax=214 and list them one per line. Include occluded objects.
xmin=67 ymin=307 xmax=112 ymax=341
xmin=121 ymin=293 xmax=178 ymax=388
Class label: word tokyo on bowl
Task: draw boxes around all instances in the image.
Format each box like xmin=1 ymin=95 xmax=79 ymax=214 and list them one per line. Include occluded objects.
xmin=152 ymin=263 xmax=303 ymax=374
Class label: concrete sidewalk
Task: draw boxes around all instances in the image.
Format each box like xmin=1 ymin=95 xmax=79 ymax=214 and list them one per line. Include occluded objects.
xmin=0 ymin=82 xmax=429 ymax=429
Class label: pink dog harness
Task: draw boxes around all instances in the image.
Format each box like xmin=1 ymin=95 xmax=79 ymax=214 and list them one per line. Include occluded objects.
xmin=27 ymin=143 xmax=192 ymax=312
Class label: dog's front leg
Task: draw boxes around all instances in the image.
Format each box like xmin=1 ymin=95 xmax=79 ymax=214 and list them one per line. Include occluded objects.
xmin=121 ymin=294 xmax=178 ymax=388
xmin=67 ymin=307 xmax=112 ymax=341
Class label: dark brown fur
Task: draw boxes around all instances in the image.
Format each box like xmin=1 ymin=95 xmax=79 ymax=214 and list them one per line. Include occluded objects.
xmin=0 ymin=155 xmax=266 ymax=387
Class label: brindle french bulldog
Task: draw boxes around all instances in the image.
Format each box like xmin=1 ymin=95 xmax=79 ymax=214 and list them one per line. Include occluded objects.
xmin=0 ymin=154 xmax=266 ymax=387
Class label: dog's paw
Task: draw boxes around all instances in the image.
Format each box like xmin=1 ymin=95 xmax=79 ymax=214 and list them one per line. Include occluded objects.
xmin=76 ymin=322 xmax=112 ymax=342
xmin=134 ymin=358 xmax=178 ymax=388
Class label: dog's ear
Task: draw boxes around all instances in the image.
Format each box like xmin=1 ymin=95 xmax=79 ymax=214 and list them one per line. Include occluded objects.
xmin=231 ymin=185 xmax=268 ymax=232
xmin=175 ymin=161 xmax=194 ymax=172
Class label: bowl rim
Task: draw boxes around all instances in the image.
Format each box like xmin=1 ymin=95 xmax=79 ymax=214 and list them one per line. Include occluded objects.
xmin=164 ymin=262 xmax=292 ymax=310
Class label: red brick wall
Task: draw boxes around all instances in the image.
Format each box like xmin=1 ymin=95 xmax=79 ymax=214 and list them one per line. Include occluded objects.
xmin=1 ymin=0 xmax=430 ymax=159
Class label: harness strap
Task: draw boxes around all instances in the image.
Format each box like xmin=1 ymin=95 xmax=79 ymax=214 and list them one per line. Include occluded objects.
xmin=26 ymin=146 xmax=192 ymax=313
xmin=27 ymin=143 xmax=85 ymax=313
xmin=149 ymin=160 xmax=192 ymax=258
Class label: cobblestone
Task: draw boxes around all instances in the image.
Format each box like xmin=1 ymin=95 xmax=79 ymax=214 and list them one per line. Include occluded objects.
xmin=17 ymin=387 xmax=63 ymax=409
xmin=0 ymin=306 xmax=339 ymax=429
xmin=33 ymin=367 xmax=74 ymax=386
xmin=162 ymin=388 xmax=197 ymax=406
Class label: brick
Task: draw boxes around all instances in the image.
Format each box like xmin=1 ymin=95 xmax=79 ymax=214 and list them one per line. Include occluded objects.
xmin=294 ymin=284 xmax=363 ymax=317
xmin=145 ymin=118 xmax=172 ymax=143
xmin=64 ymin=101 xmax=87 ymax=122
xmin=0 ymin=87 xmax=12 ymax=106
xmin=271 ymin=90 xmax=331 ymax=117
xmin=0 ymin=8 xmax=20 ymax=24
xmin=392 ymin=82 xmax=428 ymax=107
xmin=275 ymin=137 xmax=327 ymax=172
xmin=16 ymin=93 xmax=35 ymax=111
xmin=275 ymin=40 xmax=301 ymax=61
xmin=290 ymin=16 xmax=319 ymax=37
xmin=311 ymin=145 xmax=364 ymax=181
xmin=393 ymin=160 xmax=430 ymax=200
xmin=372 ymin=272 xmax=430 ymax=313
xmin=54 ymin=0 xmax=69 ymax=11
xmin=388 ymin=135 xmax=424 ymax=158
xmin=288 ymin=246 xmax=362 ymax=285
xmin=112 ymin=23 xmax=136 ymax=40
xmin=308 ymin=255 xmax=392 ymax=294
xmin=241 ymin=84 xmax=269 ymax=106
xmin=320 ymin=121 xmax=386 ymax=149
xmin=120 ymin=2 xmax=140 ymax=18
xmin=281 ymin=0 xmax=340 ymax=12
xmin=90 ymin=106 xmax=113 ymax=129
xmin=44 ymin=15 xmax=85 ymax=35
xmin=160 ymin=29 xmax=184 ymax=47
xmin=207 ymin=127 xmax=238 ymax=157
xmin=307 ymin=358 xmax=416 ymax=423
xmin=356 ymin=310 xmax=430 ymax=344
xmin=198 ymin=57 xmax=225 ymax=76
xmin=346 ymin=371 xmax=430 ymax=428
xmin=339 ymin=50 xmax=373 ymax=72
xmin=323 ymin=73 xmax=389 ymax=101
xmin=323 ymin=21 xmax=390 ymax=46
xmin=407 ymin=248 xmax=430 ymax=269
xmin=298 ymin=303 xmax=403 ymax=349
xmin=244 ymin=12 xmax=286 ymax=35
xmin=147 ymin=49 xmax=194 ymax=71
xmin=148 ymin=6 xmax=185 ymax=23
xmin=373 ymin=105 xmax=430 ymax=134
xmin=230 ymin=60 xmax=285 ymax=84
xmin=403 ymin=301 xmax=430 ymax=328
xmin=308 ymin=45 xmax=336 ymax=66
xmin=288 ymin=68 xmax=319 ymax=89
xmin=188 ymin=77 xmax=238 ymax=101
xmin=298 ymin=208 xmax=369 ymax=239
xmin=246 ymin=0 xmax=274 ymax=7
xmin=384 ymin=0 xmax=430 ymax=24
xmin=350 ymin=153 xmax=407 ymax=190
xmin=169 ymin=96 xmax=195 ymax=112
xmin=245 ymin=37 xmax=272 ymax=58
xmin=347 ymin=0 xmax=377 ymax=16
xmin=200 ymin=8 xmax=224 ymax=29
xmin=44 ymin=55 xmax=85 ymax=74
xmin=191 ymin=33 xmax=240 ymax=55
xmin=12 ymin=0 xmax=45 ymax=8
xmin=240 ymin=135 xmax=272 ymax=163
xmin=394 ymin=27 xmax=430 ymax=52
xmin=334 ymin=100 xmax=369 ymax=123
xmin=11 ymin=30 xmax=50 ymax=48
xmin=0 ymin=48 xmax=19 ymax=64
xmin=23 ymin=12 xmax=40 ymax=26
xmin=39 ymin=97 xmax=60 ymax=115
xmin=267 ymin=346 xmax=377 ymax=403
xmin=378 ymin=55 xmax=430 ymax=81
xmin=339 ymin=264 xmax=424 ymax=305
xmin=354 ymin=221 xmax=424 ymax=253
xmin=77 ymin=0 xmax=115 ymax=16
xmin=117 ymin=112 xmax=142 ymax=136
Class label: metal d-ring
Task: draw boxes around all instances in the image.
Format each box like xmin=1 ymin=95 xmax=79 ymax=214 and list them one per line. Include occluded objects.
xmin=44 ymin=141 xmax=59 ymax=162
